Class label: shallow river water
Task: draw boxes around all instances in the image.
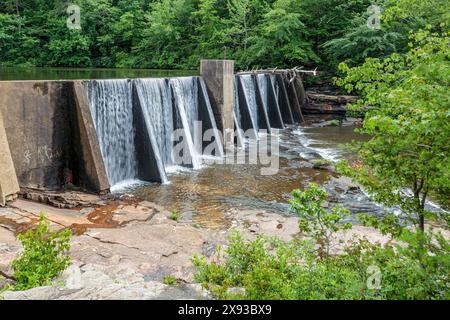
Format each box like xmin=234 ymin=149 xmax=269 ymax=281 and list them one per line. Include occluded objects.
xmin=118 ymin=125 xmax=384 ymax=229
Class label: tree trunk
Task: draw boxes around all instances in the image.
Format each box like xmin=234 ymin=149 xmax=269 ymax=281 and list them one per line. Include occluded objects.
xmin=419 ymin=213 xmax=425 ymax=233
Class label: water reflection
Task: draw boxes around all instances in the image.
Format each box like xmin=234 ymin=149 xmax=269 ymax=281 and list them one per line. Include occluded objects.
xmin=0 ymin=67 xmax=198 ymax=81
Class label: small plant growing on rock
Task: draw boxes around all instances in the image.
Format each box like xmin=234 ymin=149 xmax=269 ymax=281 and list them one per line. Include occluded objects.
xmin=163 ymin=275 xmax=178 ymax=285
xmin=289 ymin=183 xmax=352 ymax=258
xmin=12 ymin=213 xmax=72 ymax=290
xmin=169 ymin=210 xmax=179 ymax=222
xmin=312 ymin=159 xmax=332 ymax=169
xmin=328 ymin=119 xmax=341 ymax=127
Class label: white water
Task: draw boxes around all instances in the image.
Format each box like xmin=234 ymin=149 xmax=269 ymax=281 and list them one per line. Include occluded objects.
xmin=257 ymin=74 xmax=269 ymax=112
xmin=239 ymin=75 xmax=259 ymax=131
xmin=134 ymin=78 xmax=174 ymax=183
xmin=292 ymin=128 xmax=342 ymax=162
xmin=169 ymin=77 xmax=202 ymax=169
xmin=86 ymin=79 xmax=138 ymax=186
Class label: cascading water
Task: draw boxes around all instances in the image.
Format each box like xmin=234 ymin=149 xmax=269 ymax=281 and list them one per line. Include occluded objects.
xmin=198 ymin=78 xmax=225 ymax=157
xmin=239 ymin=75 xmax=259 ymax=131
xmin=233 ymin=78 xmax=245 ymax=147
xmin=85 ymin=79 xmax=138 ymax=187
xmin=134 ymin=78 xmax=174 ymax=183
xmin=270 ymin=75 xmax=278 ymax=96
xmin=257 ymin=74 xmax=269 ymax=112
xmin=169 ymin=77 xmax=201 ymax=169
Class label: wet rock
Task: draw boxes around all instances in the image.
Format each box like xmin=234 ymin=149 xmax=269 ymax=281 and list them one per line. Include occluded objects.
xmin=112 ymin=204 xmax=155 ymax=225
xmin=228 ymin=210 xmax=299 ymax=242
xmin=299 ymin=151 xmax=323 ymax=161
xmin=20 ymin=189 xmax=103 ymax=209
xmin=311 ymin=119 xmax=341 ymax=128
xmin=325 ymin=176 xmax=360 ymax=193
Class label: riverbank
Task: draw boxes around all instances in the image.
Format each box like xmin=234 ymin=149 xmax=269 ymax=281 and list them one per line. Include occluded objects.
xmin=4 ymin=179 xmax=445 ymax=300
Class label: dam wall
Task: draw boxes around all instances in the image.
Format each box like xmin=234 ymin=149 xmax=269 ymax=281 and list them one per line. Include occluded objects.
xmin=0 ymin=62 xmax=309 ymax=205
xmin=0 ymin=81 xmax=110 ymax=198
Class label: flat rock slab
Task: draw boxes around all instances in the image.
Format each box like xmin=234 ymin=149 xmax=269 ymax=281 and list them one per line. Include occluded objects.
xmin=1 ymin=264 xmax=210 ymax=300
xmin=72 ymin=219 xmax=222 ymax=282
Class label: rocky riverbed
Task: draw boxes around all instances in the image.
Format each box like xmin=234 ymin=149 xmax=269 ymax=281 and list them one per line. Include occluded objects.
xmin=0 ymin=182 xmax=401 ymax=300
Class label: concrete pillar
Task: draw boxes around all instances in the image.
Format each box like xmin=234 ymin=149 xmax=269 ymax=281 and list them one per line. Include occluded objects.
xmin=200 ymin=60 xmax=235 ymax=148
xmin=72 ymin=81 xmax=110 ymax=194
xmin=0 ymin=110 xmax=20 ymax=206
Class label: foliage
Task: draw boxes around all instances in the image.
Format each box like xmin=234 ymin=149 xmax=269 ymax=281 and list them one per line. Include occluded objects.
xmin=169 ymin=210 xmax=180 ymax=221
xmin=5 ymin=0 xmax=444 ymax=69
xmin=163 ymin=275 xmax=178 ymax=285
xmin=290 ymin=183 xmax=352 ymax=258
xmin=335 ymin=30 xmax=450 ymax=231
xmin=312 ymin=159 xmax=333 ymax=169
xmin=12 ymin=214 xmax=72 ymax=291
xmin=193 ymin=182 xmax=449 ymax=300
xmin=192 ymin=228 xmax=450 ymax=299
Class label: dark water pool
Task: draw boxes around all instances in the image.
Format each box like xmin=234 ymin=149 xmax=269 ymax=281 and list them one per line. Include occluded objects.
xmin=0 ymin=67 xmax=198 ymax=81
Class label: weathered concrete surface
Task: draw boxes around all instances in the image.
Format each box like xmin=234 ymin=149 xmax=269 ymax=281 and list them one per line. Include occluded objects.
xmin=72 ymin=82 xmax=110 ymax=193
xmin=285 ymin=77 xmax=305 ymax=123
xmin=0 ymin=110 xmax=20 ymax=206
xmin=0 ymin=81 xmax=73 ymax=189
xmin=0 ymin=80 xmax=110 ymax=193
xmin=200 ymin=60 xmax=235 ymax=148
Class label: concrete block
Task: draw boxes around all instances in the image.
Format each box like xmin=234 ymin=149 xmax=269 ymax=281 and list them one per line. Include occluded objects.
xmin=0 ymin=81 xmax=72 ymax=189
xmin=200 ymin=60 xmax=235 ymax=148
xmin=72 ymin=81 xmax=110 ymax=193
xmin=0 ymin=110 xmax=20 ymax=206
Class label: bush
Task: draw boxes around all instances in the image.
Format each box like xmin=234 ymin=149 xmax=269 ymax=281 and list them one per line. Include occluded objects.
xmin=289 ymin=183 xmax=352 ymax=258
xmin=192 ymin=230 xmax=449 ymax=300
xmin=12 ymin=214 xmax=72 ymax=291
xmin=192 ymin=184 xmax=449 ymax=300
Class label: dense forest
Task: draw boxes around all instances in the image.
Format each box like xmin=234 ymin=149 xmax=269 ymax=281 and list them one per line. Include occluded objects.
xmin=0 ymin=0 xmax=448 ymax=70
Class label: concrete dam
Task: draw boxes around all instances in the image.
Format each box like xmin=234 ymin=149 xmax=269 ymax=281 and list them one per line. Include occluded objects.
xmin=0 ymin=60 xmax=309 ymax=204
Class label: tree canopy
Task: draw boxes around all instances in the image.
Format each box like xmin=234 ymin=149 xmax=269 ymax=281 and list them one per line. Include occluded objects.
xmin=2 ymin=0 xmax=447 ymax=70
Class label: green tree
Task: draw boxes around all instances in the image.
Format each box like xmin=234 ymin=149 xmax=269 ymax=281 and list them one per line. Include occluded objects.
xmin=335 ymin=29 xmax=450 ymax=232
xmin=245 ymin=0 xmax=319 ymax=68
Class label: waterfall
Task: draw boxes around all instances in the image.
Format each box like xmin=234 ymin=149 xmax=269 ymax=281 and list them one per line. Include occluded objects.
xmin=169 ymin=77 xmax=201 ymax=169
xmin=257 ymin=74 xmax=269 ymax=112
xmin=134 ymin=78 xmax=173 ymax=183
xmin=233 ymin=78 xmax=244 ymax=147
xmin=85 ymin=79 xmax=138 ymax=186
xmin=239 ymin=75 xmax=259 ymax=131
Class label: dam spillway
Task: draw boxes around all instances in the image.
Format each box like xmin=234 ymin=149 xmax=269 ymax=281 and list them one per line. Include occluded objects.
xmin=85 ymin=76 xmax=226 ymax=188
xmin=85 ymin=79 xmax=138 ymax=186
xmin=0 ymin=62 xmax=309 ymax=200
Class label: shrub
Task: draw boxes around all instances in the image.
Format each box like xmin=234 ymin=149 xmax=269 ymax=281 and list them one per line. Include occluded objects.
xmin=312 ymin=159 xmax=333 ymax=169
xmin=192 ymin=184 xmax=449 ymax=300
xmin=192 ymin=230 xmax=449 ymax=300
xmin=12 ymin=214 xmax=72 ymax=291
xmin=289 ymin=183 xmax=352 ymax=258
